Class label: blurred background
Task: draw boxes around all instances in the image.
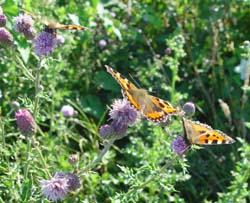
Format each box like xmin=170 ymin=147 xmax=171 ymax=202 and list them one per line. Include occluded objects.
xmin=0 ymin=0 xmax=249 ymax=202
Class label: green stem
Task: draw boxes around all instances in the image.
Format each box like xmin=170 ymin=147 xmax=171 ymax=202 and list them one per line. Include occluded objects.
xmin=33 ymin=141 xmax=51 ymax=177
xmin=79 ymin=138 xmax=115 ymax=176
xmin=33 ymin=59 xmax=43 ymax=118
xmin=24 ymin=137 xmax=32 ymax=179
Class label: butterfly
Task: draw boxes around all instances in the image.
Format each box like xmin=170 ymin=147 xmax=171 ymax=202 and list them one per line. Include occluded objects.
xmin=182 ymin=117 xmax=235 ymax=145
xmin=21 ymin=9 xmax=88 ymax=36
xmin=105 ymin=65 xmax=181 ymax=122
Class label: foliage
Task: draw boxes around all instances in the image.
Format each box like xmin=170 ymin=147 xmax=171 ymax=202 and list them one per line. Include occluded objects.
xmin=0 ymin=0 xmax=250 ymax=202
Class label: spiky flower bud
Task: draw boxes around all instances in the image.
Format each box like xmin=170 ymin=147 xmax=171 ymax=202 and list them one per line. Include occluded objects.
xmin=68 ymin=154 xmax=79 ymax=165
xmin=15 ymin=108 xmax=36 ymax=136
xmin=182 ymin=102 xmax=195 ymax=117
xmin=60 ymin=105 xmax=77 ymax=118
xmin=0 ymin=14 xmax=7 ymax=27
xmin=0 ymin=28 xmax=13 ymax=45
xmin=172 ymin=135 xmax=189 ymax=156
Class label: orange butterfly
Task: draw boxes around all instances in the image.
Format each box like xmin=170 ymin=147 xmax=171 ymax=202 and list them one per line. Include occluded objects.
xmin=105 ymin=65 xmax=181 ymax=122
xmin=21 ymin=9 xmax=88 ymax=36
xmin=182 ymin=117 xmax=235 ymax=145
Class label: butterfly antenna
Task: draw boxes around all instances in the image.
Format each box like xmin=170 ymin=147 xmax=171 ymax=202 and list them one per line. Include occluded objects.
xmin=129 ymin=73 xmax=141 ymax=88
xmin=19 ymin=8 xmax=38 ymax=19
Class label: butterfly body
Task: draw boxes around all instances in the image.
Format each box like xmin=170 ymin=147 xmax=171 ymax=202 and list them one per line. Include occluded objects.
xmin=182 ymin=117 xmax=235 ymax=145
xmin=105 ymin=65 xmax=180 ymax=122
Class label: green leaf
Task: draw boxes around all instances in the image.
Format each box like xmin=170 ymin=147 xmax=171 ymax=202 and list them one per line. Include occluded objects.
xmin=94 ymin=70 xmax=120 ymax=92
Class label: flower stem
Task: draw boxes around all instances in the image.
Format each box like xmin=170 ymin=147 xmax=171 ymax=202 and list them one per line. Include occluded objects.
xmin=33 ymin=59 xmax=43 ymax=118
xmin=24 ymin=137 xmax=32 ymax=179
xmin=79 ymin=138 xmax=115 ymax=176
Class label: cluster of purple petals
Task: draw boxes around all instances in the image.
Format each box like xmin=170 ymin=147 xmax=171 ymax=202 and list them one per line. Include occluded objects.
xmin=40 ymin=172 xmax=80 ymax=202
xmin=13 ymin=13 xmax=35 ymax=39
xmin=172 ymin=135 xmax=189 ymax=156
xmin=99 ymin=99 xmax=139 ymax=140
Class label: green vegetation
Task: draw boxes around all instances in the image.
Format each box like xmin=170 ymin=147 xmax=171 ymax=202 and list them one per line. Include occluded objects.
xmin=0 ymin=0 xmax=249 ymax=202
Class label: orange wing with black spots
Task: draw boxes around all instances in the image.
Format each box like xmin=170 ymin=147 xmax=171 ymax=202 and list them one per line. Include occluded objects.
xmin=105 ymin=65 xmax=180 ymax=122
xmin=182 ymin=117 xmax=235 ymax=145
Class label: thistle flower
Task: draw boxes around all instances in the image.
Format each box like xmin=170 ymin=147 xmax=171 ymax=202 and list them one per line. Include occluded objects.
xmin=0 ymin=14 xmax=7 ymax=27
xmin=0 ymin=28 xmax=13 ymax=45
xmin=99 ymin=124 xmax=114 ymax=139
xmin=110 ymin=119 xmax=128 ymax=137
xmin=98 ymin=39 xmax=107 ymax=48
xmin=109 ymin=99 xmax=139 ymax=127
xmin=13 ymin=13 xmax=35 ymax=39
xmin=182 ymin=102 xmax=195 ymax=117
xmin=60 ymin=105 xmax=76 ymax=118
xmin=15 ymin=108 xmax=36 ymax=136
xmin=33 ymin=31 xmax=56 ymax=56
xmin=172 ymin=135 xmax=189 ymax=156
xmin=40 ymin=173 xmax=69 ymax=202
xmin=40 ymin=172 xmax=80 ymax=202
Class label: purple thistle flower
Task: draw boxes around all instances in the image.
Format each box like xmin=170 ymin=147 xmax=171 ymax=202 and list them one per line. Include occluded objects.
xmin=172 ymin=135 xmax=189 ymax=156
xmin=182 ymin=102 xmax=195 ymax=117
xmin=110 ymin=119 xmax=128 ymax=137
xmin=60 ymin=105 xmax=76 ymax=118
xmin=0 ymin=14 xmax=7 ymax=27
xmin=40 ymin=172 xmax=69 ymax=202
xmin=0 ymin=28 xmax=13 ymax=45
xmin=98 ymin=39 xmax=107 ymax=48
xmin=66 ymin=173 xmax=80 ymax=191
xmin=99 ymin=124 xmax=114 ymax=139
xmin=15 ymin=108 xmax=36 ymax=136
xmin=33 ymin=31 xmax=56 ymax=56
xmin=13 ymin=13 xmax=35 ymax=39
xmin=109 ymin=99 xmax=139 ymax=127
xmin=55 ymin=34 xmax=65 ymax=44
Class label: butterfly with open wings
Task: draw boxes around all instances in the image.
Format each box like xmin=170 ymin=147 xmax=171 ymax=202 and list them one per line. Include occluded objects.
xmin=105 ymin=65 xmax=181 ymax=123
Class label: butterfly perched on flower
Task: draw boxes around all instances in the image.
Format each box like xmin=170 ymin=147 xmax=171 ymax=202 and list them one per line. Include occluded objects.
xmin=21 ymin=9 xmax=88 ymax=36
xmin=105 ymin=65 xmax=181 ymax=123
xmin=182 ymin=117 xmax=235 ymax=145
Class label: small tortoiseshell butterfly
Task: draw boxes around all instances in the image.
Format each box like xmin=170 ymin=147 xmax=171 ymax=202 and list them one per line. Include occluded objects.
xmin=105 ymin=65 xmax=181 ymax=122
xmin=21 ymin=9 xmax=88 ymax=36
xmin=182 ymin=117 xmax=235 ymax=145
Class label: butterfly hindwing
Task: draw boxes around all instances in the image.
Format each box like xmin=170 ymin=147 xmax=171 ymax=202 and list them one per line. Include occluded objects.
xmin=182 ymin=117 xmax=235 ymax=145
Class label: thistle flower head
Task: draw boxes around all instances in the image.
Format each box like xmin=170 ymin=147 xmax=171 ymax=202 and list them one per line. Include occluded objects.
xmin=40 ymin=172 xmax=69 ymax=202
xmin=172 ymin=135 xmax=189 ymax=156
xmin=33 ymin=31 xmax=56 ymax=56
xmin=0 ymin=28 xmax=13 ymax=45
xmin=15 ymin=108 xmax=36 ymax=136
xmin=60 ymin=105 xmax=76 ymax=118
xmin=110 ymin=119 xmax=128 ymax=137
xmin=109 ymin=99 xmax=139 ymax=126
xmin=0 ymin=14 xmax=7 ymax=27
xmin=182 ymin=102 xmax=195 ymax=117
xmin=99 ymin=124 xmax=114 ymax=139
xmin=13 ymin=13 xmax=35 ymax=39
xmin=40 ymin=172 xmax=80 ymax=202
